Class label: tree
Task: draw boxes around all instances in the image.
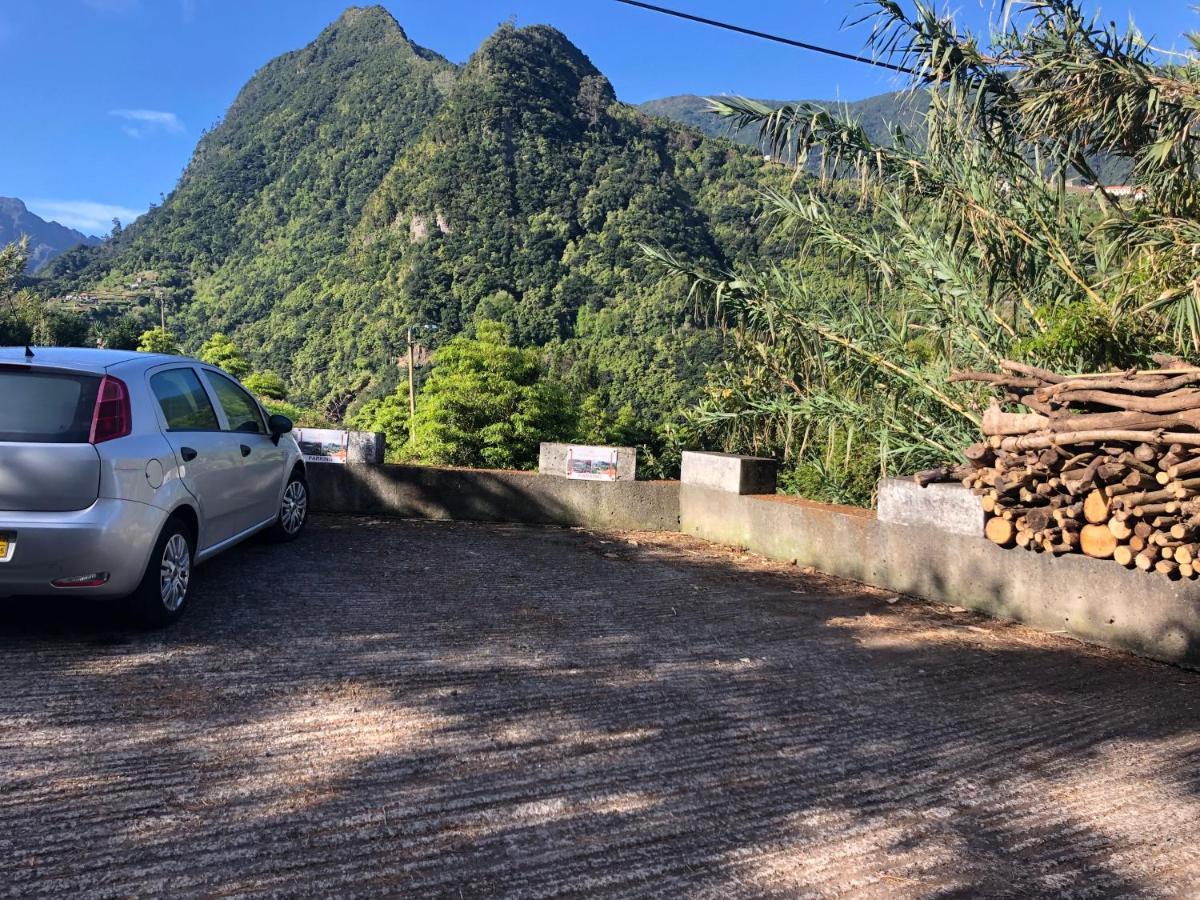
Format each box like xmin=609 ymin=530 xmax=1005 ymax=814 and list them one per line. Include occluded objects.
xmin=243 ymin=371 xmax=289 ymax=400
xmin=652 ymin=0 xmax=1196 ymax=504
xmin=98 ymin=315 xmax=146 ymax=351
xmin=356 ymin=321 xmax=576 ymax=469
xmin=347 ymin=391 xmax=411 ymax=459
xmin=137 ymin=327 xmax=180 ymax=355
xmin=0 ymin=237 xmax=27 ymax=299
xmin=199 ymin=332 xmax=250 ymax=378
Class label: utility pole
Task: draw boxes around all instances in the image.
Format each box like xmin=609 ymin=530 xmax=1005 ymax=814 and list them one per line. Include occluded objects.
xmin=407 ymin=326 xmax=416 ymax=444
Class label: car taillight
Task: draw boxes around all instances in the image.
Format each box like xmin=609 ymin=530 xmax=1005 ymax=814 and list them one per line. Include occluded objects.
xmin=89 ymin=375 xmax=132 ymax=444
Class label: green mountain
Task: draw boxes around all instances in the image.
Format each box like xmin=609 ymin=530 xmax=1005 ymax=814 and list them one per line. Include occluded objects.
xmin=42 ymin=6 xmax=781 ymax=430
xmin=0 ymin=198 xmax=100 ymax=272
xmin=640 ymin=92 xmax=1133 ymax=184
xmin=640 ymin=91 xmax=929 ymax=154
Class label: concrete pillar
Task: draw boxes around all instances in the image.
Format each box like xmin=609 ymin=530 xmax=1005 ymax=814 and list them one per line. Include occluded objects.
xmin=680 ymin=451 xmax=777 ymax=495
xmin=539 ymin=442 xmax=637 ymax=481
xmin=876 ymin=478 xmax=985 ymax=537
xmin=347 ymin=431 xmax=386 ymax=464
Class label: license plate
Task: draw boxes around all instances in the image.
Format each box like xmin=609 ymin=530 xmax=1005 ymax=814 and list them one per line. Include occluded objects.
xmin=0 ymin=538 xmax=8 ymax=559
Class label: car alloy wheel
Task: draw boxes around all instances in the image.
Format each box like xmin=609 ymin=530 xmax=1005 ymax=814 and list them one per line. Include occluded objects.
xmin=159 ymin=532 xmax=191 ymax=612
xmin=280 ymin=479 xmax=307 ymax=535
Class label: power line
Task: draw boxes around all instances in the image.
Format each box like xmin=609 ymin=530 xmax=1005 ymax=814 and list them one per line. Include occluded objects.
xmin=611 ymin=0 xmax=920 ymax=76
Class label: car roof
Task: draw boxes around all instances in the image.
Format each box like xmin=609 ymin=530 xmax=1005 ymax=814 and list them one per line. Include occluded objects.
xmin=0 ymin=346 xmax=201 ymax=374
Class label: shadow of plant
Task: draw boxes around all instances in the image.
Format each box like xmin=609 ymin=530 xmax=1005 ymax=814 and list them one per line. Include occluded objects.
xmin=1 ymin=515 xmax=1198 ymax=896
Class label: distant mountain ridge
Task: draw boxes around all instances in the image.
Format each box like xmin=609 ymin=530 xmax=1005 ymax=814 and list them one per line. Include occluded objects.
xmin=0 ymin=197 xmax=100 ymax=271
xmin=640 ymin=92 xmax=1132 ymax=183
xmin=639 ymin=91 xmax=929 ymax=153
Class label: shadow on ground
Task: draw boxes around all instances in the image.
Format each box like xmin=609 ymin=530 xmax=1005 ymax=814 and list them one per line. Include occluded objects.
xmin=1 ymin=514 xmax=1199 ymax=897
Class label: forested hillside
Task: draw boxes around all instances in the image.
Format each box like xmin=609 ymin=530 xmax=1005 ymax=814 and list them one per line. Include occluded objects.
xmin=39 ymin=6 xmax=783 ymax=465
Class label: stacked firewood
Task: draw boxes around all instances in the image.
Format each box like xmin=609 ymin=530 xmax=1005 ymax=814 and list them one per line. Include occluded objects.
xmin=918 ymin=355 xmax=1200 ymax=578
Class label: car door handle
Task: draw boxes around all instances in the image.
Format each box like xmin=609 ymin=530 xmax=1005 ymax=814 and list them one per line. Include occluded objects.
xmin=180 ymin=447 xmax=198 ymax=462
xmin=240 ymin=444 xmax=252 ymax=457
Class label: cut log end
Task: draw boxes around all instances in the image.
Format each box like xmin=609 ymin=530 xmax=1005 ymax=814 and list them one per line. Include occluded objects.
xmin=985 ymin=516 xmax=1016 ymax=547
xmin=1079 ymin=523 xmax=1118 ymax=559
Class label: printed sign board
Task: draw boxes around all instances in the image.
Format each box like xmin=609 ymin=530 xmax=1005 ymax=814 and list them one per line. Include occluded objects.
xmin=565 ymin=444 xmax=619 ymax=481
xmin=294 ymin=427 xmax=350 ymax=464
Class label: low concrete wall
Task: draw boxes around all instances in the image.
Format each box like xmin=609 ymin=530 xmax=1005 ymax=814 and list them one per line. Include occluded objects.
xmin=681 ymin=484 xmax=1200 ymax=669
xmin=308 ymin=463 xmax=680 ymax=532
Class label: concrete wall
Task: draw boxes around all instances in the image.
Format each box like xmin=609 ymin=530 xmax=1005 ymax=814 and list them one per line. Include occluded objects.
xmin=308 ymin=463 xmax=679 ymax=532
xmin=680 ymin=484 xmax=1200 ymax=669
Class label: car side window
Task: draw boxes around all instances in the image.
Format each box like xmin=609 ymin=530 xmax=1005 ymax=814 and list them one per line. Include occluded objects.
xmin=150 ymin=368 xmax=221 ymax=432
xmin=206 ymin=371 xmax=266 ymax=435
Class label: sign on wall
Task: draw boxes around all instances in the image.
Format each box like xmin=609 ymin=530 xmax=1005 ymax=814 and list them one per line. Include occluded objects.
xmin=294 ymin=428 xmax=350 ymax=464
xmin=565 ymin=444 xmax=619 ymax=481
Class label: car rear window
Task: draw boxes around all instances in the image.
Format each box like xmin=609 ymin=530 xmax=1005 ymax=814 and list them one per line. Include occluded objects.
xmin=0 ymin=370 xmax=101 ymax=443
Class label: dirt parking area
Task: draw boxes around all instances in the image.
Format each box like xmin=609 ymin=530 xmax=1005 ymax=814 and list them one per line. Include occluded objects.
xmin=2 ymin=514 xmax=1200 ymax=897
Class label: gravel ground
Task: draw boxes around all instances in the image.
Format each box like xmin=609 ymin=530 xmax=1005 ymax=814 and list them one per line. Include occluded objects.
xmin=2 ymin=514 xmax=1200 ymax=898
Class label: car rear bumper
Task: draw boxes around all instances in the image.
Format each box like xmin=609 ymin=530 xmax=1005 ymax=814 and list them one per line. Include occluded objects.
xmin=0 ymin=499 xmax=167 ymax=598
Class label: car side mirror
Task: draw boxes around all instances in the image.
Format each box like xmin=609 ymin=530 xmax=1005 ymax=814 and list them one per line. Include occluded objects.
xmin=268 ymin=413 xmax=293 ymax=445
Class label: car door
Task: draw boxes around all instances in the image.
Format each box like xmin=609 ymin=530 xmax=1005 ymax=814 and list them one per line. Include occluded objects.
xmin=200 ymin=368 xmax=287 ymax=534
xmin=147 ymin=366 xmax=246 ymax=550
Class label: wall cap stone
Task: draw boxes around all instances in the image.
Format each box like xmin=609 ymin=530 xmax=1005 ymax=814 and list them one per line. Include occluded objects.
xmin=681 ymin=450 xmax=777 ymax=495
xmin=876 ymin=477 xmax=985 ymax=537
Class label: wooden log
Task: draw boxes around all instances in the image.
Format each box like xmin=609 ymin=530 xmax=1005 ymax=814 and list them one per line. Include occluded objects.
xmin=1134 ymin=443 xmax=1159 ymax=463
xmin=1175 ymin=544 xmax=1196 ymax=565
xmin=1079 ymin=523 xmax=1118 ymax=559
xmin=1111 ymin=486 xmax=1176 ymax=509
xmin=1169 ymin=476 xmax=1200 ymax=498
xmin=1170 ymin=522 xmax=1197 ymax=540
xmin=982 ymin=406 xmax=1049 ymax=436
xmin=964 ymin=442 xmax=995 ymax=467
xmin=985 ymin=517 xmax=1015 ymax=547
xmin=1023 ymin=507 xmax=1054 ymax=533
xmin=1053 ymin=504 xmax=1082 ymax=526
xmin=1113 ymin=545 xmax=1136 ymax=567
xmin=1045 ymin=409 xmax=1200 ymax=433
xmin=949 ymin=371 xmax=1043 ymax=390
xmin=1130 ymin=534 xmax=1147 ymax=552
xmin=1167 ymin=456 xmax=1200 ymax=479
xmin=1133 ymin=501 xmax=1180 ymax=517
xmin=1136 ymin=549 xmax=1157 ymax=571
xmin=1108 ymin=517 xmax=1134 ymax=540
xmin=999 ymin=359 xmax=1064 ymax=383
xmin=1156 ymin=559 xmax=1181 ymax=578
xmin=1043 ymin=371 xmax=1200 ymax=395
xmin=1041 ymin=387 xmax=1200 ymax=414
xmin=1117 ymin=452 xmax=1158 ymax=475
xmin=999 ymin=431 xmax=1200 ymax=451
xmin=1151 ymin=354 xmax=1200 ymax=369
xmin=1082 ymin=489 xmax=1110 ymax=524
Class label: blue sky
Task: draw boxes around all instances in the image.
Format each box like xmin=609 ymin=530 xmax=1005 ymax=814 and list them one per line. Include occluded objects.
xmin=3 ymin=0 xmax=1195 ymax=236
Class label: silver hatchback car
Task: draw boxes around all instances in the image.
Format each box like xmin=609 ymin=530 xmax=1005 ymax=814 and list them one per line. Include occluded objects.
xmin=0 ymin=346 xmax=308 ymax=625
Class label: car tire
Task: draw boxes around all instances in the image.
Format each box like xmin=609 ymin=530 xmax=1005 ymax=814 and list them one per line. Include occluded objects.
xmin=127 ymin=517 xmax=194 ymax=629
xmin=265 ymin=471 xmax=308 ymax=543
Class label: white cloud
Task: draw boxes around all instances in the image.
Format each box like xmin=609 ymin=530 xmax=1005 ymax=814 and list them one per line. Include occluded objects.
xmin=27 ymin=201 xmax=145 ymax=235
xmin=109 ymin=108 xmax=185 ymax=139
